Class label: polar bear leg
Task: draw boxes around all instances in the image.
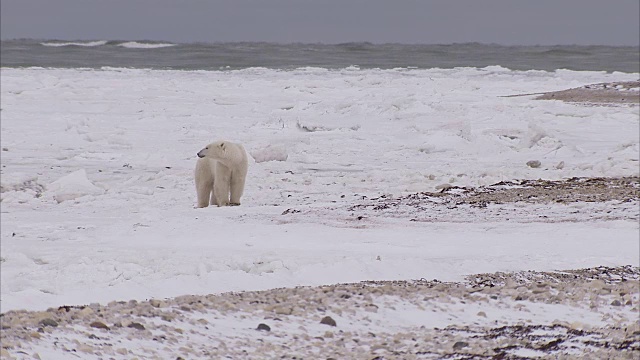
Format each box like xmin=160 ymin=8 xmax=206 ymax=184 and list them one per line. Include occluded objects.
xmin=196 ymin=181 xmax=213 ymax=208
xmin=213 ymin=163 xmax=231 ymax=206
xmin=195 ymin=158 xmax=215 ymax=208
xmin=229 ymin=171 xmax=246 ymax=206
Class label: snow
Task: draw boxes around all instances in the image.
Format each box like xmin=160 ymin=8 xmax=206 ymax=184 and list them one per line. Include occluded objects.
xmin=1 ymin=66 xmax=638 ymax=313
xmin=250 ymin=144 xmax=289 ymax=163
xmin=45 ymin=169 xmax=105 ymax=203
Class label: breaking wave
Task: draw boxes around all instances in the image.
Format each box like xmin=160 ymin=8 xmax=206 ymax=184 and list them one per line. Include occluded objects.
xmin=41 ymin=40 xmax=108 ymax=47
xmin=118 ymin=42 xmax=176 ymax=49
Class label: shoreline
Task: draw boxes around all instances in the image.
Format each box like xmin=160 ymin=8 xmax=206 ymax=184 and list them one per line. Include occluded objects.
xmin=1 ymin=266 xmax=638 ymax=359
xmin=504 ymin=80 xmax=640 ymax=105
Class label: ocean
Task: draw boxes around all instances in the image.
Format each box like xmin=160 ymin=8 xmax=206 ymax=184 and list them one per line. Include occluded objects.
xmin=1 ymin=39 xmax=638 ymax=72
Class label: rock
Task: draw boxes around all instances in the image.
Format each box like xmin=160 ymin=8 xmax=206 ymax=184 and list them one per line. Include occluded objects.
xmin=590 ymin=279 xmax=606 ymax=290
xmin=256 ymin=323 xmax=271 ymax=331
xmin=39 ymin=318 xmax=58 ymax=327
xmin=526 ymin=160 xmax=541 ymax=168
xmin=274 ymin=306 xmax=293 ymax=315
xmin=77 ymin=344 xmax=94 ymax=354
xmin=611 ymin=300 xmax=622 ymax=306
xmin=90 ymin=321 xmax=110 ymax=330
xmin=477 ymin=311 xmax=487 ymax=318
xmin=320 ymin=316 xmax=337 ymax=327
xmin=30 ymin=332 xmax=41 ymax=339
xmin=453 ymin=341 xmax=469 ymax=350
xmin=364 ymin=304 xmax=378 ymax=313
xmin=435 ymin=183 xmax=453 ymax=191
xmin=127 ymin=322 xmax=145 ymax=331
xmin=555 ymin=161 xmax=565 ymax=169
xmin=116 ymin=348 xmax=128 ymax=355
xmin=78 ymin=307 xmax=94 ymax=317
xmin=149 ymin=299 xmax=166 ymax=308
xmin=160 ymin=313 xmax=176 ymax=322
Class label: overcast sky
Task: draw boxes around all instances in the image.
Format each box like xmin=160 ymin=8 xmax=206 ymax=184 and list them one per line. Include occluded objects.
xmin=1 ymin=0 xmax=639 ymax=45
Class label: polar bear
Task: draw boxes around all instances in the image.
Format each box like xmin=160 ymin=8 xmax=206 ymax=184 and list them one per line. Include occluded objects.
xmin=195 ymin=140 xmax=248 ymax=208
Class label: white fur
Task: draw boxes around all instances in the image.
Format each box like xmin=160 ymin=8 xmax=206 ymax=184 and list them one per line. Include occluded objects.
xmin=195 ymin=140 xmax=248 ymax=208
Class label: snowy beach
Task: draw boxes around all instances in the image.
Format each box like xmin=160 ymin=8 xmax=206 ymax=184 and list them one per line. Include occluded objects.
xmin=1 ymin=66 xmax=639 ymax=358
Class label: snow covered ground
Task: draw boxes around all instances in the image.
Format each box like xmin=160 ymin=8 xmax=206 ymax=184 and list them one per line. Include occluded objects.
xmin=1 ymin=66 xmax=638 ymax=318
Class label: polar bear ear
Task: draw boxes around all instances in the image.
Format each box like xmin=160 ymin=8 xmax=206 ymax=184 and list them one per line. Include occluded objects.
xmin=219 ymin=142 xmax=225 ymax=150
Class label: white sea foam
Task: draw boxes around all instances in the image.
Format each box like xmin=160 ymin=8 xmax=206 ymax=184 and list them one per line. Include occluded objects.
xmin=41 ymin=40 xmax=108 ymax=47
xmin=118 ymin=41 xmax=176 ymax=49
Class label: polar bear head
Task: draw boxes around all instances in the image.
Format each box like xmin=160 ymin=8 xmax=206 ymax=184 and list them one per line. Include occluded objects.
xmin=197 ymin=141 xmax=247 ymax=168
xmin=197 ymin=141 xmax=228 ymax=159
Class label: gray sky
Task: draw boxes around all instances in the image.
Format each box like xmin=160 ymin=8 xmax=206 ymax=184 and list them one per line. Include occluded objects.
xmin=1 ymin=0 xmax=639 ymax=45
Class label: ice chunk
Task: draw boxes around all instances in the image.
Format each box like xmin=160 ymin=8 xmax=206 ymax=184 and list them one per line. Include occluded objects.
xmin=250 ymin=145 xmax=288 ymax=163
xmin=46 ymin=169 xmax=104 ymax=203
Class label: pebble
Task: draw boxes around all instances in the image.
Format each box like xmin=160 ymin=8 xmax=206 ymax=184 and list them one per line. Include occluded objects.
xmin=127 ymin=322 xmax=146 ymax=331
xmin=274 ymin=306 xmax=293 ymax=315
xmin=435 ymin=183 xmax=453 ymax=190
xmin=160 ymin=313 xmax=176 ymax=322
xmin=90 ymin=321 xmax=110 ymax=330
xmin=78 ymin=307 xmax=94 ymax=317
xmin=320 ymin=316 xmax=337 ymax=327
xmin=364 ymin=304 xmax=378 ymax=313
xmin=526 ymin=160 xmax=541 ymax=168
xmin=149 ymin=299 xmax=166 ymax=308
xmin=257 ymin=323 xmax=271 ymax=331
xmin=452 ymin=341 xmax=469 ymax=350
xmin=39 ymin=318 xmax=58 ymax=327
xmin=77 ymin=344 xmax=94 ymax=354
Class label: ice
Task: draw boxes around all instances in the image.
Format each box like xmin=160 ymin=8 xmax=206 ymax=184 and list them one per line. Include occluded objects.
xmin=250 ymin=144 xmax=288 ymax=163
xmin=0 ymin=66 xmax=638 ymax=312
xmin=45 ymin=169 xmax=105 ymax=203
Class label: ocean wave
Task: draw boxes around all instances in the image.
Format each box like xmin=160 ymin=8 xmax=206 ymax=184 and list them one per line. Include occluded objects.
xmin=41 ymin=40 xmax=108 ymax=47
xmin=118 ymin=42 xmax=176 ymax=49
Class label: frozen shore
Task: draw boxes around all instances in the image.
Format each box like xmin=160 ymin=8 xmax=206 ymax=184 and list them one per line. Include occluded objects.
xmin=535 ymin=80 xmax=639 ymax=105
xmin=2 ymin=174 xmax=639 ymax=359
xmin=1 ymin=266 xmax=638 ymax=359
xmin=1 ymin=67 xmax=639 ymax=358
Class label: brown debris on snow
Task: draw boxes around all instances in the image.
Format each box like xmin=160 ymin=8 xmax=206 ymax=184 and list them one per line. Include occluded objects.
xmin=503 ymin=80 xmax=640 ymax=105
xmin=535 ymin=80 xmax=640 ymax=105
